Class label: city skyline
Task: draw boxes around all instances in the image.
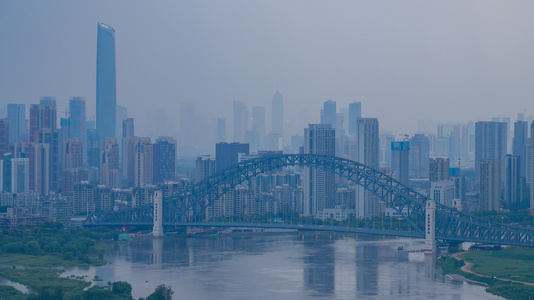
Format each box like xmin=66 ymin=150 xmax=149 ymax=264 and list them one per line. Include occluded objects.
xmin=2 ymin=1 xmax=534 ymax=139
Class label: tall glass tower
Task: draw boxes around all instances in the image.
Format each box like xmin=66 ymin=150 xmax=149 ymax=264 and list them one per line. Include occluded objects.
xmin=96 ymin=23 xmax=116 ymax=139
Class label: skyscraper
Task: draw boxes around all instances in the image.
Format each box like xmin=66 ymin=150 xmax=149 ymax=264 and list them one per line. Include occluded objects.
xmin=304 ymin=124 xmax=335 ymax=216
xmin=354 ymin=118 xmax=379 ymax=217
xmin=122 ymin=118 xmax=134 ymax=177
xmin=504 ymin=154 xmax=520 ymax=209
xmin=127 ymin=137 xmax=152 ymax=187
xmin=195 ymin=155 xmax=215 ymax=183
xmin=153 ymin=136 xmax=176 ymax=184
xmin=7 ymin=104 xmax=25 ymax=145
xmin=96 ymin=23 xmax=117 ymax=139
xmin=480 ymin=159 xmax=500 ymax=211
xmin=512 ymin=120 xmax=528 ymax=179
xmin=409 ymin=134 xmax=430 ymax=178
xmin=391 ymin=141 xmax=410 ymax=185
xmin=215 ymin=142 xmax=249 ymax=172
xmin=348 ymin=102 xmax=362 ymax=139
xmin=69 ymin=97 xmax=86 ymax=140
xmin=29 ymin=103 xmax=56 ymax=143
xmin=100 ymin=137 xmax=120 ymax=188
xmin=271 ymin=91 xmax=284 ymax=136
xmin=429 ymin=157 xmax=450 ymax=182
xmin=11 ymin=158 xmax=29 ymax=194
xmin=0 ymin=119 xmax=8 ymax=158
xmin=233 ymin=101 xmax=248 ymax=143
xmin=475 ymin=121 xmax=507 ymax=179
xmin=320 ymin=100 xmax=337 ymax=131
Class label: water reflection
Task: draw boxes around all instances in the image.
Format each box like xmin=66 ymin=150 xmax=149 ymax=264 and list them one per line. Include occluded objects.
xmin=60 ymin=235 xmax=502 ymax=299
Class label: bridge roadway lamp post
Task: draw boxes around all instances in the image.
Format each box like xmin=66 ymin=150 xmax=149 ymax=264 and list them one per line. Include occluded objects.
xmin=425 ymin=199 xmax=436 ymax=253
xmin=153 ymin=190 xmax=164 ymax=237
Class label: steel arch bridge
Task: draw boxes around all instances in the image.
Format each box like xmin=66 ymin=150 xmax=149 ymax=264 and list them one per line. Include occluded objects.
xmin=85 ymin=154 xmax=534 ymax=247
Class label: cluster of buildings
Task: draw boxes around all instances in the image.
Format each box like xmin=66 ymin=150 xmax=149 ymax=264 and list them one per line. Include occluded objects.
xmin=1 ymin=22 xmax=532 ymax=227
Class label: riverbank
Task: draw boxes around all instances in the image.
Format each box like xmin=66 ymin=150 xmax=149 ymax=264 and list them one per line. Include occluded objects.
xmin=439 ymin=248 xmax=534 ymax=300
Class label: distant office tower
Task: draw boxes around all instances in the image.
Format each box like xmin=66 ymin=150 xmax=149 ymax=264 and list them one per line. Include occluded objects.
xmin=153 ymin=136 xmax=176 ymax=184
xmin=475 ymin=121 xmax=507 ymax=179
xmin=430 ymin=180 xmax=455 ymax=207
xmin=271 ymin=91 xmax=284 ymax=136
xmin=1 ymin=153 xmax=12 ymax=192
xmin=384 ymin=135 xmax=394 ymax=168
xmin=100 ymin=137 xmax=120 ymax=188
xmin=62 ymin=138 xmax=84 ymax=170
xmin=116 ymin=105 xmax=127 ymax=144
xmin=11 ymin=158 xmax=29 ymax=194
xmin=320 ymin=100 xmax=337 ymax=130
xmin=0 ymin=119 xmax=8 ymax=157
xmin=304 ymin=124 xmax=335 ymax=216
xmin=217 ymin=118 xmax=226 ymax=142
xmin=69 ymin=97 xmax=86 ymax=140
xmin=34 ymin=143 xmax=50 ymax=195
xmin=7 ymin=104 xmax=24 ymax=144
xmin=354 ymin=118 xmax=379 ymax=217
xmin=504 ymin=155 xmax=520 ymax=208
xmin=29 ymin=103 xmax=56 ymax=143
xmin=233 ymin=101 xmax=248 ymax=143
xmin=429 ymin=158 xmax=450 ymax=182
xmin=251 ymin=106 xmax=266 ymax=151
xmin=348 ymin=102 xmax=362 ymax=139
xmin=409 ymin=134 xmax=430 ymax=178
xmin=127 ymin=137 xmax=153 ymax=187
xmin=36 ymin=129 xmax=59 ymax=192
xmin=96 ymin=23 xmax=117 ymax=139
xmin=480 ymin=159 xmax=500 ymax=211
xmin=195 ymin=155 xmax=215 ymax=183
xmin=215 ymin=142 xmax=249 ymax=172
xmin=391 ymin=141 xmax=410 ymax=185
xmin=122 ymin=118 xmax=134 ymax=177
xmin=513 ymin=121 xmax=528 ymax=179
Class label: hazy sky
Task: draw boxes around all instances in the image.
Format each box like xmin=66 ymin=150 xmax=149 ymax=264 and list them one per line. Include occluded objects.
xmin=1 ymin=1 xmax=534 ymax=138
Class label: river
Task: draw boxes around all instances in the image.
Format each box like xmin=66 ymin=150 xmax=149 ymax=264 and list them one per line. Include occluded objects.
xmin=62 ymin=234 xmax=502 ymax=299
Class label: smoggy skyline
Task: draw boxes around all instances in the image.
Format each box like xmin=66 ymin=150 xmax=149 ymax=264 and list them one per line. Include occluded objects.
xmin=1 ymin=1 xmax=534 ymax=139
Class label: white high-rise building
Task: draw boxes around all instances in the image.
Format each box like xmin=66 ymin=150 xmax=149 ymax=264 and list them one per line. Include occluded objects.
xmin=11 ymin=158 xmax=29 ymax=194
xmin=304 ymin=124 xmax=335 ymax=216
xmin=354 ymin=118 xmax=379 ymax=218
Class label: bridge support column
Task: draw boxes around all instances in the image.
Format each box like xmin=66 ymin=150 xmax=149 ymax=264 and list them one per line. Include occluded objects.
xmin=425 ymin=199 xmax=436 ymax=253
xmin=153 ymin=191 xmax=163 ymax=237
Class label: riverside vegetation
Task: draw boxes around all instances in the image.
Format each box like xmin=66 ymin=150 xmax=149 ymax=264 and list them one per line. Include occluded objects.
xmin=438 ymin=247 xmax=534 ymax=300
xmin=0 ymin=222 xmax=173 ymax=300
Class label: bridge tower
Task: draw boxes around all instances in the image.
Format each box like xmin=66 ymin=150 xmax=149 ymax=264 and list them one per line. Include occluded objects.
xmin=153 ymin=190 xmax=163 ymax=237
xmin=425 ymin=199 xmax=436 ymax=252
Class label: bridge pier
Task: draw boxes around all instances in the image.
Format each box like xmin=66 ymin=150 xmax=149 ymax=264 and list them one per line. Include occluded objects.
xmin=425 ymin=199 xmax=436 ymax=253
xmin=153 ymin=191 xmax=163 ymax=237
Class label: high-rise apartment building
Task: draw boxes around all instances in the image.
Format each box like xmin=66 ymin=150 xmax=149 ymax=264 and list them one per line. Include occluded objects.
xmin=512 ymin=121 xmax=528 ymax=179
xmin=475 ymin=121 xmax=507 ymax=179
xmin=36 ymin=129 xmax=59 ymax=192
xmin=348 ymin=102 xmax=362 ymax=139
xmin=304 ymin=124 xmax=335 ymax=216
xmin=504 ymin=154 xmax=520 ymax=208
xmin=480 ymin=159 xmax=500 ymax=211
xmin=7 ymin=104 xmax=25 ymax=144
xmin=1 ymin=153 xmax=12 ymax=192
xmin=96 ymin=23 xmax=117 ymax=139
xmin=100 ymin=137 xmax=120 ymax=188
xmin=409 ymin=134 xmax=430 ymax=178
xmin=354 ymin=118 xmax=379 ymax=217
xmin=122 ymin=118 xmax=134 ymax=177
xmin=62 ymin=138 xmax=84 ymax=170
xmin=391 ymin=141 xmax=410 ymax=185
xmin=11 ymin=158 xmax=29 ymax=194
xmin=271 ymin=91 xmax=284 ymax=136
xmin=429 ymin=157 xmax=450 ymax=182
xmin=153 ymin=136 xmax=176 ymax=184
xmin=29 ymin=102 xmax=56 ymax=143
xmin=34 ymin=143 xmax=50 ymax=195
xmin=127 ymin=137 xmax=153 ymax=187
xmin=320 ymin=100 xmax=337 ymax=131
xmin=195 ymin=155 xmax=215 ymax=183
